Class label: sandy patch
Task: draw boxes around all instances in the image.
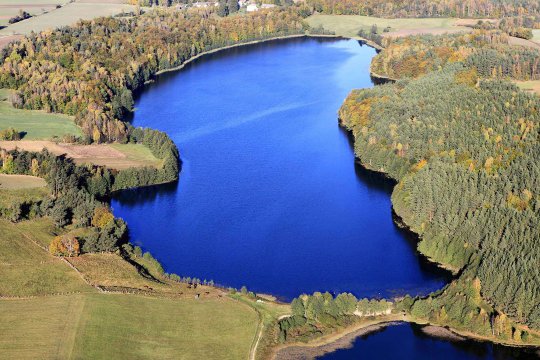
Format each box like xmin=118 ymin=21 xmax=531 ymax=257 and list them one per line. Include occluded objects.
xmin=421 ymin=325 xmax=466 ymax=342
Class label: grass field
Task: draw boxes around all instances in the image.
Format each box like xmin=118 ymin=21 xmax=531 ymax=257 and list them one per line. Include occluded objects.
xmin=0 ymin=89 xmax=82 ymax=139
xmin=0 ymin=218 xmax=94 ymax=296
xmin=515 ymin=80 xmax=540 ymax=96
xmin=0 ymin=1 xmax=135 ymax=36
xmin=0 ymin=215 xmax=263 ymax=359
xmin=0 ymin=174 xmax=46 ymax=189
xmin=306 ymin=14 xmax=471 ymax=38
xmin=0 ymin=293 xmax=258 ymax=360
xmin=0 ymin=186 xmax=48 ymax=208
xmin=0 ymin=1 xmax=66 ymax=27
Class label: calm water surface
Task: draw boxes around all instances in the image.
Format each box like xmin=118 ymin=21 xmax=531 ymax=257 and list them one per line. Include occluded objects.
xmin=112 ymin=38 xmax=449 ymax=300
xmin=317 ymin=323 xmax=539 ymax=359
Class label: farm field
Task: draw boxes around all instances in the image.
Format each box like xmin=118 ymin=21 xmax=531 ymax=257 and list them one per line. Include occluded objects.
xmin=306 ymin=14 xmax=472 ymax=38
xmin=0 ymin=89 xmax=82 ymax=140
xmin=0 ymin=140 xmax=162 ymax=170
xmin=0 ymin=294 xmax=258 ymax=360
xmin=0 ymin=216 xmax=261 ymax=360
xmin=0 ymin=0 xmax=134 ymax=36
xmin=0 ymin=174 xmax=46 ymax=189
xmin=0 ymin=0 xmax=66 ymax=27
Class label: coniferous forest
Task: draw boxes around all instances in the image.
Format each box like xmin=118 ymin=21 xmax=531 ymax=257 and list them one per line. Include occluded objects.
xmin=340 ymin=31 xmax=540 ymax=338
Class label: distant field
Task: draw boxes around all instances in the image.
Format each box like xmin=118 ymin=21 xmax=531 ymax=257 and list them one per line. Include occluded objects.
xmin=0 ymin=1 xmax=65 ymax=27
xmin=0 ymin=89 xmax=81 ymax=139
xmin=0 ymin=140 xmax=161 ymax=170
xmin=515 ymin=80 xmax=540 ymax=96
xmin=0 ymin=293 xmax=258 ymax=360
xmin=0 ymin=174 xmax=46 ymax=189
xmin=0 ymin=1 xmax=135 ymax=36
xmin=0 ymin=218 xmax=94 ymax=296
xmin=306 ymin=15 xmax=471 ymax=38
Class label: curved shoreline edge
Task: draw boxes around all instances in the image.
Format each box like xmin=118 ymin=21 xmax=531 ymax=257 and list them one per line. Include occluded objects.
xmin=144 ymin=32 xmax=384 ymax=85
xmin=273 ymin=315 xmax=540 ymax=360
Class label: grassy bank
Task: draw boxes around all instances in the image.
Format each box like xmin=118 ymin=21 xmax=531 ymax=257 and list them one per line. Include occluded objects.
xmin=0 ymin=89 xmax=82 ymax=140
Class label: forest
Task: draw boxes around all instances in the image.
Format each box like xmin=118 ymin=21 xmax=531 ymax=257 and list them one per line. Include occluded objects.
xmin=0 ymin=8 xmax=305 ymax=143
xmin=371 ymin=30 xmax=540 ymax=80
xmin=303 ymin=0 xmax=540 ymax=18
xmin=340 ymin=44 xmax=540 ymax=335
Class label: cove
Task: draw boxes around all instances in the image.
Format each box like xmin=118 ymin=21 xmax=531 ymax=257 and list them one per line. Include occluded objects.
xmin=112 ymin=37 xmax=450 ymax=301
xmin=316 ymin=323 xmax=539 ymax=359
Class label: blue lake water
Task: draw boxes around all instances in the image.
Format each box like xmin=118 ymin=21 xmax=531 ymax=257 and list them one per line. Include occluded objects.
xmin=112 ymin=37 xmax=450 ymax=301
xmin=317 ymin=323 xmax=539 ymax=359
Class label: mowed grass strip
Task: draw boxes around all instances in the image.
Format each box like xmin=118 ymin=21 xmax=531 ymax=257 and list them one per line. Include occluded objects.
xmin=0 ymin=89 xmax=82 ymax=139
xmin=0 ymin=174 xmax=46 ymax=189
xmin=0 ymin=293 xmax=259 ymax=360
xmin=306 ymin=14 xmax=470 ymax=38
xmin=0 ymin=218 xmax=93 ymax=296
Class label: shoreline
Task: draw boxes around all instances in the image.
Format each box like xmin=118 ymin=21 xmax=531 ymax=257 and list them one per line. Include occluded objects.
xmin=273 ymin=314 xmax=540 ymax=359
xmin=144 ymin=32 xmax=384 ymax=86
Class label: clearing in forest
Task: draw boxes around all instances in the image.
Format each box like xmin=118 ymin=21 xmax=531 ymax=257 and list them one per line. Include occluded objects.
xmin=515 ymin=80 xmax=540 ymax=96
xmin=0 ymin=174 xmax=46 ymax=189
xmin=0 ymin=89 xmax=82 ymax=140
xmin=306 ymin=15 xmax=472 ymax=39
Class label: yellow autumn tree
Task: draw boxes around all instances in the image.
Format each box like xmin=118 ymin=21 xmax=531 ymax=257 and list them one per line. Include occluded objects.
xmin=91 ymin=207 xmax=114 ymax=228
xmin=49 ymin=234 xmax=80 ymax=257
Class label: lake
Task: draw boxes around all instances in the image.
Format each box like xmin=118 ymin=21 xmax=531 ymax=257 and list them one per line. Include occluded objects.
xmin=112 ymin=37 xmax=450 ymax=301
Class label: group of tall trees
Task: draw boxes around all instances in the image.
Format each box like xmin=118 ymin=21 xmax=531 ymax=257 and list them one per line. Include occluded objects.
xmin=0 ymin=148 xmax=128 ymax=253
xmin=0 ymin=8 xmax=305 ymax=143
xmin=340 ymin=42 xmax=540 ymax=334
xmin=278 ymin=292 xmax=392 ymax=342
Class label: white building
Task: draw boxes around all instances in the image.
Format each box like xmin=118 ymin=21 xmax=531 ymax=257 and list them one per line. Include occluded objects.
xmin=246 ymin=3 xmax=258 ymax=12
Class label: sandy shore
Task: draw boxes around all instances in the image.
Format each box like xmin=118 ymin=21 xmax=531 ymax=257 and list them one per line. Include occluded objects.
xmin=274 ymin=322 xmax=399 ymax=360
